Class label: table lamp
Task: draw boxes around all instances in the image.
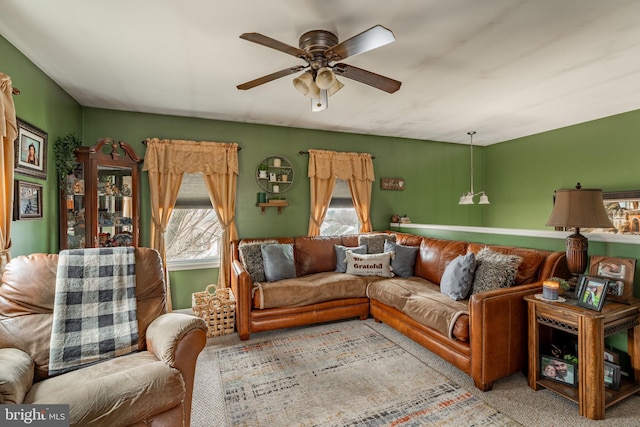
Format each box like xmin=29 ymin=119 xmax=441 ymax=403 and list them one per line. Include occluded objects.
xmin=546 ymin=183 xmax=613 ymax=276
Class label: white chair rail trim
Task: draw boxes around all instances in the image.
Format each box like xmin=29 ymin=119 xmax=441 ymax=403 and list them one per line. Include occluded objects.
xmin=391 ymin=223 xmax=640 ymax=245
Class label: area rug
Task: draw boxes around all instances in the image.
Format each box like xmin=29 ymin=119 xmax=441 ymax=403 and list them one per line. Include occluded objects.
xmin=216 ymin=321 xmax=519 ymax=426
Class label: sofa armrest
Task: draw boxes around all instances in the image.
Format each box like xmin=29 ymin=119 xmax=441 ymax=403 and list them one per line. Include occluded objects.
xmin=232 ymin=259 xmax=253 ymax=340
xmin=469 ymin=282 xmax=542 ymax=390
xmin=0 ymin=348 xmax=34 ymax=404
xmin=146 ymin=312 xmax=207 ymax=366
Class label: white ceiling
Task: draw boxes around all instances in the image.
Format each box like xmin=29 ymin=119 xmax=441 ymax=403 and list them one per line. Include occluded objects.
xmin=2 ymin=0 xmax=640 ymax=145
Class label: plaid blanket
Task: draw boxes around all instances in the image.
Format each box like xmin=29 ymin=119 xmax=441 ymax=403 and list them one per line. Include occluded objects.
xmin=49 ymin=247 xmax=138 ymax=376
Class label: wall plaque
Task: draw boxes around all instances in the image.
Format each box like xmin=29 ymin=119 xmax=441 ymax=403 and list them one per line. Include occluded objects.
xmin=380 ymin=178 xmax=405 ymax=191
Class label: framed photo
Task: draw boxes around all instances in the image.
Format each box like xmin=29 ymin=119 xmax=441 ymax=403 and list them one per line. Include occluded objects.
xmin=604 ymin=361 xmax=621 ymax=390
xmin=589 ymin=256 xmax=636 ymax=304
xmin=576 ymin=275 xmax=609 ymax=311
xmin=14 ymin=118 xmax=48 ymax=180
xmin=14 ymin=180 xmax=43 ymax=220
xmin=540 ymin=355 xmax=577 ymax=387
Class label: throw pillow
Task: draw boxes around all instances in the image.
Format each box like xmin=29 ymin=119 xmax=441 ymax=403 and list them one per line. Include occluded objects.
xmin=359 ymin=233 xmax=396 ymax=254
xmin=384 ymin=240 xmax=419 ymax=278
xmin=261 ymin=243 xmax=297 ymax=282
xmin=345 ymin=251 xmax=394 ymax=277
xmin=471 ymin=248 xmax=522 ymax=295
xmin=238 ymin=240 xmax=276 ymax=282
xmin=335 ymin=244 xmax=367 ymax=273
xmin=440 ymin=252 xmax=476 ymax=301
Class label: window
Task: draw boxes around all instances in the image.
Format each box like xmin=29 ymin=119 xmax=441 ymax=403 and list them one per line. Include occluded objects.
xmin=320 ymin=179 xmax=360 ymax=236
xmin=165 ymin=173 xmax=223 ymax=270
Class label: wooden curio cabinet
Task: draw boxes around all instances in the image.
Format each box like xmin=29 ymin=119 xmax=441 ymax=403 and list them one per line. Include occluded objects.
xmin=60 ymin=138 xmax=142 ymax=249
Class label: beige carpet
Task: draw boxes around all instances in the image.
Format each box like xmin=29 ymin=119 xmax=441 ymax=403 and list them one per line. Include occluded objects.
xmin=191 ymin=318 xmax=640 ymax=426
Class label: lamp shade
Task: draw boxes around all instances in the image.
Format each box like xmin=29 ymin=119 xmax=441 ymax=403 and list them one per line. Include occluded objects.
xmin=315 ymin=67 xmax=337 ymax=90
xmin=546 ymin=188 xmax=613 ymax=229
xmin=293 ymin=72 xmax=314 ymax=96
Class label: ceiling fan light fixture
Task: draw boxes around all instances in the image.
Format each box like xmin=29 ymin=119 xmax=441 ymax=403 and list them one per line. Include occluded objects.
xmin=328 ymin=79 xmax=344 ymax=97
xmin=315 ymin=67 xmax=337 ymax=90
xmin=293 ymin=71 xmax=314 ymax=96
xmin=311 ymin=89 xmax=328 ymax=112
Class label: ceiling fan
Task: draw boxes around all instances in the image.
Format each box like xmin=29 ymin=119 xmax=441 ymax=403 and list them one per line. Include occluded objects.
xmin=236 ymin=25 xmax=402 ymax=112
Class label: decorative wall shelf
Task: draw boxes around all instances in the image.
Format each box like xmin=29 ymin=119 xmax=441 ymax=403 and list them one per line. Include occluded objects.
xmin=257 ymin=201 xmax=288 ymax=215
xmin=256 ymin=155 xmax=294 ymax=194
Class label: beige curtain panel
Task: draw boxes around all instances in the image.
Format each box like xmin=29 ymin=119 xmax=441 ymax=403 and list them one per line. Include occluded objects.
xmin=307 ymin=149 xmax=374 ymax=236
xmin=143 ymin=138 xmax=239 ymax=309
xmin=0 ymin=73 xmax=17 ymax=274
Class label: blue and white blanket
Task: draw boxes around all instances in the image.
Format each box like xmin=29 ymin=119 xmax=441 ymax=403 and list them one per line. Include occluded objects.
xmin=49 ymin=247 xmax=138 ymax=376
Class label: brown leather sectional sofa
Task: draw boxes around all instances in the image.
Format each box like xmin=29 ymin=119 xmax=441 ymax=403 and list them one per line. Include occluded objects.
xmin=0 ymin=248 xmax=207 ymax=426
xmin=231 ymin=231 xmax=569 ymax=391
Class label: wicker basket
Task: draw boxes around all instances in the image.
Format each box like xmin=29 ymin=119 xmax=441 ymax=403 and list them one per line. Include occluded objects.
xmin=192 ymin=285 xmax=236 ymax=337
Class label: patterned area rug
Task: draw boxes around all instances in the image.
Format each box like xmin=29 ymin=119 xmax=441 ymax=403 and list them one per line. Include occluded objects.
xmin=216 ymin=321 xmax=519 ymax=426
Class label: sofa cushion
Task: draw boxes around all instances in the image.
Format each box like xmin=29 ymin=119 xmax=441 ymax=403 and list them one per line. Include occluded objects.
xmin=261 ymin=243 xmax=296 ymax=282
xmin=252 ymin=272 xmax=368 ymax=309
xmin=368 ymin=278 xmax=469 ymax=340
xmin=440 ymin=252 xmax=476 ymax=301
xmin=238 ymin=240 xmax=277 ymax=282
xmin=358 ymin=233 xmax=396 ymax=254
xmin=295 ymin=236 xmax=345 ymax=276
xmin=471 ymin=248 xmax=522 ymax=294
xmin=366 ymin=277 xmax=430 ymax=312
xmin=468 ymin=243 xmax=547 ymax=285
xmin=25 ymin=351 xmax=184 ymax=426
xmin=384 ymin=240 xmax=419 ymax=278
xmin=414 ymin=238 xmax=467 ymax=284
xmin=345 ymin=251 xmax=394 ymax=277
xmin=335 ymin=244 xmax=367 ymax=273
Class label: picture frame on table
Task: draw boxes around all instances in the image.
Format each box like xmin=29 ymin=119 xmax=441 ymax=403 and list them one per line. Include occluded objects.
xmin=14 ymin=118 xmax=47 ymax=180
xmin=576 ymin=275 xmax=609 ymax=311
xmin=604 ymin=361 xmax=621 ymax=390
xmin=540 ymin=355 xmax=577 ymax=387
xmin=14 ymin=180 xmax=43 ymax=220
xmin=589 ymin=256 xmax=636 ymax=304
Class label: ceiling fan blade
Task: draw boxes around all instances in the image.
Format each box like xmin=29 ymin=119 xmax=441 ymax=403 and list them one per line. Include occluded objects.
xmin=325 ymin=25 xmax=396 ymax=61
xmin=237 ymin=66 xmax=307 ymax=90
xmin=240 ymin=33 xmax=311 ymax=60
xmin=333 ymin=63 xmax=401 ymax=93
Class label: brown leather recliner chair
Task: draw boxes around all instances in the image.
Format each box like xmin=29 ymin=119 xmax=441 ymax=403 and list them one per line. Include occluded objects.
xmin=0 ymin=248 xmax=207 ymax=426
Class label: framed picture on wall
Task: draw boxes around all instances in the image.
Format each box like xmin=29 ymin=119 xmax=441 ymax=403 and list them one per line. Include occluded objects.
xmin=589 ymin=256 xmax=636 ymax=304
xmin=14 ymin=118 xmax=48 ymax=180
xmin=14 ymin=180 xmax=43 ymax=220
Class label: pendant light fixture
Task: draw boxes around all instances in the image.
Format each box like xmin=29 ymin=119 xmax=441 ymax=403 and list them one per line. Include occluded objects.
xmin=458 ymin=131 xmax=490 ymax=205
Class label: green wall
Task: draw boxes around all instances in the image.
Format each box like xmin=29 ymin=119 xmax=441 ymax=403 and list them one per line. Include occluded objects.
xmin=2 ymin=36 xmax=83 ymax=256
xmin=80 ymin=107 xmax=481 ymax=244
xmin=484 ymin=111 xmax=640 ymax=230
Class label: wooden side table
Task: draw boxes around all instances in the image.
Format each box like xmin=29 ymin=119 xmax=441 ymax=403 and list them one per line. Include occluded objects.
xmin=525 ymin=294 xmax=640 ymax=420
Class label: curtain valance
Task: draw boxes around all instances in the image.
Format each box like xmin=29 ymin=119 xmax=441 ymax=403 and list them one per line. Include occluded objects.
xmin=143 ymin=138 xmax=239 ymax=176
xmin=307 ymin=149 xmax=374 ymax=181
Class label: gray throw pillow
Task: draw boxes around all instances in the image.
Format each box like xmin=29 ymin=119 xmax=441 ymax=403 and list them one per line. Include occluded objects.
xmin=359 ymin=233 xmax=396 ymax=254
xmin=335 ymin=244 xmax=367 ymax=273
xmin=261 ymin=243 xmax=296 ymax=282
xmin=471 ymin=248 xmax=522 ymax=295
xmin=384 ymin=240 xmax=419 ymax=278
xmin=440 ymin=252 xmax=476 ymax=301
xmin=238 ymin=240 xmax=276 ymax=282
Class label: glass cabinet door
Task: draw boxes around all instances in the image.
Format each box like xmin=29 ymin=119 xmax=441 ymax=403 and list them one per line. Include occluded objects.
xmin=96 ymin=166 xmax=134 ymax=248
xmin=64 ymin=163 xmax=87 ymax=249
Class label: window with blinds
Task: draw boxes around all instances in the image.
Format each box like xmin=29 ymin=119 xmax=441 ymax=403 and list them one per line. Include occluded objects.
xmin=165 ymin=173 xmax=223 ymax=270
